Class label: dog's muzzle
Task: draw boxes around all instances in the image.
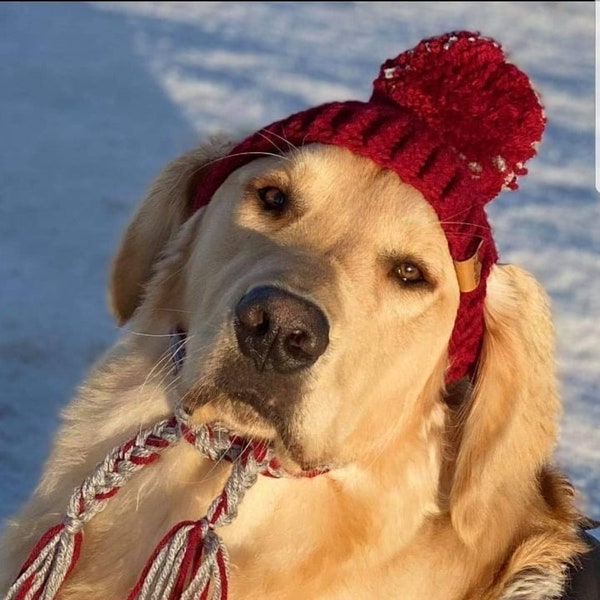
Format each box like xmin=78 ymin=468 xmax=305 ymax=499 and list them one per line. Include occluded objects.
xmin=234 ymin=285 xmax=330 ymax=374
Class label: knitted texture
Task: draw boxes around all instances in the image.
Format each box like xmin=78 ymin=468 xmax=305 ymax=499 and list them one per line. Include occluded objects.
xmin=191 ymin=31 xmax=546 ymax=382
xmin=6 ymin=409 xmax=325 ymax=600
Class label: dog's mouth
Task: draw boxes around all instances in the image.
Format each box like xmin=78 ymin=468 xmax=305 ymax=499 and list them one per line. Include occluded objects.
xmin=171 ymin=325 xmax=331 ymax=474
xmin=183 ymin=371 xmax=326 ymax=475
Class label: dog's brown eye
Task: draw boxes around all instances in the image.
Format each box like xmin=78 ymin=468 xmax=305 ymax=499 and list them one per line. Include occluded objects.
xmin=393 ymin=262 xmax=424 ymax=284
xmin=257 ymin=186 xmax=288 ymax=212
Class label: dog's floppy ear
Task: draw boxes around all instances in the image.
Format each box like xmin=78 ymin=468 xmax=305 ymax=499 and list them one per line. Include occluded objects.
xmin=449 ymin=263 xmax=561 ymax=547
xmin=109 ymin=141 xmax=229 ymax=325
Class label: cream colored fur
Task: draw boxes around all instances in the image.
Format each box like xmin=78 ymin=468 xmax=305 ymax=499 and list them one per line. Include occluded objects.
xmin=0 ymin=142 xmax=587 ymax=599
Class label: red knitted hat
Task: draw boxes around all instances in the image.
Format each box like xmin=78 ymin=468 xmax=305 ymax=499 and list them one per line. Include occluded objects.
xmin=192 ymin=31 xmax=545 ymax=383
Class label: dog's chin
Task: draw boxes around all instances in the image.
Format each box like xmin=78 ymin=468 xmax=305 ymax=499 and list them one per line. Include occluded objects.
xmin=184 ymin=385 xmax=325 ymax=474
xmin=189 ymin=392 xmax=278 ymax=441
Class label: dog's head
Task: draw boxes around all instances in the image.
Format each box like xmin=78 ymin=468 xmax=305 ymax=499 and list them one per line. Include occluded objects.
xmin=113 ymin=143 xmax=463 ymax=469
xmin=108 ymin=31 xmax=561 ymax=546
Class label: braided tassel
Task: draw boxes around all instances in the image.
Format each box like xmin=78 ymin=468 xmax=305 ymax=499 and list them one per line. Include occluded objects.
xmin=128 ymin=438 xmax=269 ymax=600
xmin=5 ymin=404 xmax=325 ymax=600
xmin=5 ymin=417 xmax=181 ymax=600
xmin=125 ymin=519 xmax=225 ymax=600
xmin=4 ymin=524 xmax=82 ymax=600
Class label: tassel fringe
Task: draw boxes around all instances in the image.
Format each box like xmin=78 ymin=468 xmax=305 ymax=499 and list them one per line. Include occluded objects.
xmin=127 ymin=435 xmax=268 ymax=599
xmin=5 ymin=524 xmax=82 ymax=600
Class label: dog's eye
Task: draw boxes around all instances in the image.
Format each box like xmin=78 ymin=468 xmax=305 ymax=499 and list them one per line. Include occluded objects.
xmin=393 ymin=262 xmax=425 ymax=284
xmin=257 ymin=186 xmax=288 ymax=212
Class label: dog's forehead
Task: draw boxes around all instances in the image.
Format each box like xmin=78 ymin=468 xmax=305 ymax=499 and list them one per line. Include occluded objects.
xmin=213 ymin=143 xmax=446 ymax=244
xmin=297 ymin=145 xmax=443 ymax=228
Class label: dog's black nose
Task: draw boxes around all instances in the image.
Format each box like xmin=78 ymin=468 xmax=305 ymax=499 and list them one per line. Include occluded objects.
xmin=234 ymin=286 xmax=329 ymax=374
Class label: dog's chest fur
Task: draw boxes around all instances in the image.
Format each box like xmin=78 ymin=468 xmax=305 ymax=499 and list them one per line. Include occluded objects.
xmin=0 ymin=353 xmax=522 ymax=600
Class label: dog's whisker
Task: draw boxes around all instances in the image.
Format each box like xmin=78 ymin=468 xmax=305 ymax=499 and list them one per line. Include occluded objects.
xmin=200 ymin=150 xmax=292 ymax=171
xmin=135 ymin=337 xmax=192 ymax=402
xmin=178 ymin=148 xmax=294 ymax=200
xmin=135 ymin=362 xmax=174 ymax=408
xmin=441 ymin=232 xmax=486 ymax=242
xmin=145 ymin=261 xmax=188 ymax=290
xmin=125 ymin=331 xmax=176 ymax=338
xmin=255 ymin=130 xmax=287 ymax=155
xmin=439 ymin=220 xmax=493 ymax=233
xmin=255 ymin=129 xmax=300 ymax=155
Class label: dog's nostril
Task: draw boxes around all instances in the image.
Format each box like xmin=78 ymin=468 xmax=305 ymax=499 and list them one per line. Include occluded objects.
xmin=285 ymin=330 xmax=310 ymax=360
xmin=255 ymin=316 xmax=269 ymax=336
xmin=287 ymin=329 xmax=306 ymax=347
xmin=239 ymin=306 xmax=270 ymax=336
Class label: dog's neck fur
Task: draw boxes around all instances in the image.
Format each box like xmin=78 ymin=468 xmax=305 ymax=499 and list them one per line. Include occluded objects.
xmin=0 ymin=334 xmax=571 ymax=600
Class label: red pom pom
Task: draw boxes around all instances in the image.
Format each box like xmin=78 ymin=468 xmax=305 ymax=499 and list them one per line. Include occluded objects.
xmin=371 ymin=31 xmax=546 ymax=200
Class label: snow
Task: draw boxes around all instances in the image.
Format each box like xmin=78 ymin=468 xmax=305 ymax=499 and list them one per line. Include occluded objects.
xmin=0 ymin=1 xmax=598 ymax=530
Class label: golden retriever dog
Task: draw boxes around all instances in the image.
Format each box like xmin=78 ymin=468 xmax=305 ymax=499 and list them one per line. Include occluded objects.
xmin=0 ymin=31 xmax=597 ymax=600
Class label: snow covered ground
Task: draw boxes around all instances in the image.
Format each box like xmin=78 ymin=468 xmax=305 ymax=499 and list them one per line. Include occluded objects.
xmin=1 ymin=1 xmax=598 ymax=529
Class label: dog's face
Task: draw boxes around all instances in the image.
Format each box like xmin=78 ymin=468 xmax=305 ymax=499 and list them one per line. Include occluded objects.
xmin=146 ymin=144 xmax=460 ymax=471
